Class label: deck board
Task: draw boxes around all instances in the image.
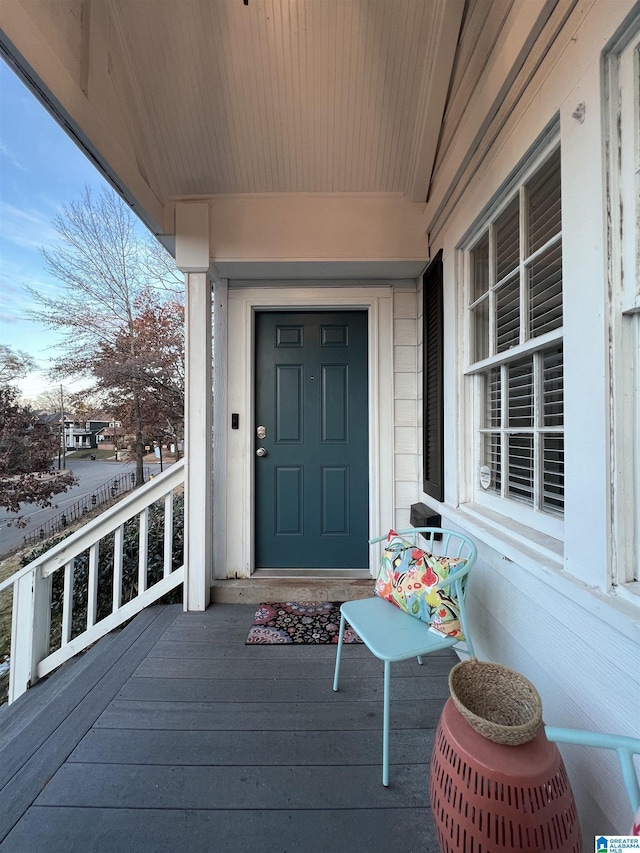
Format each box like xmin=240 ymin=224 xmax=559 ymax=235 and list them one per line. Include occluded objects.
xmin=68 ymin=728 xmax=436 ymax=766
xmin=0 ymin=602 xmax=456 ymax=852
xmin=35 ymin=763 xmax=429 ymax=809
xmin=116 ymin=673 xmax=451 ymax=702
xmin=2 ymin=807 xmax=435 ymax=853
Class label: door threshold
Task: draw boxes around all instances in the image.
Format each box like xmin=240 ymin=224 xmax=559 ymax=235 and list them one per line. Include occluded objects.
xmin=252 ymin=568 xmax=371 ymax=579
xmin=211 ymin=573 xmax=373 ymax=604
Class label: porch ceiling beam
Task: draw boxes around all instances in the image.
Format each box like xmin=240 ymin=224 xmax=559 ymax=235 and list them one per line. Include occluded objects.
xmin=206 ymin=194 xmax=429 ymax=274
xmin=176 ymin=202 xmax=211 ymax=272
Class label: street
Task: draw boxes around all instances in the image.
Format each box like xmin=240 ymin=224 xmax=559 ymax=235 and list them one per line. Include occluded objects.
xmin=0 ymin=458 xmax=160 ymax=556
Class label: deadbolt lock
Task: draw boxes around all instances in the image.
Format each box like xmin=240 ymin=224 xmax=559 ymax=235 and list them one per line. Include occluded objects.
xmin=256 ymin=425 xmax=267 ymax=439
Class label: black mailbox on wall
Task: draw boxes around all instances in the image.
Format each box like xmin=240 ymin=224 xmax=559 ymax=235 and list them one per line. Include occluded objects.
xmin=410 ymin=502 xmax=442 ymax=539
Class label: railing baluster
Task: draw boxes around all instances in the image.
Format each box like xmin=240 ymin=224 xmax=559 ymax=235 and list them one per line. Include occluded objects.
xmin=163 ymin=492 xmax=174 ymax=578
xmin=87 ymin=542 xmax=99 ymax=629
xmin=138 ymin=507 xmax=149 ymax=593
xmin=61 ymin=559 xmax=75 ymax=646
xmin=112 ymin=524 xmax=124 ymax=611
xmin=37 ymin=569 xmax=53 ymax=663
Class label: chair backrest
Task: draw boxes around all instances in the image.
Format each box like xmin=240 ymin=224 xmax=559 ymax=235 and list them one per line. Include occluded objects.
xmin=545 ymin=726 xmax=640 ymax=815
xmin=369 ymin=527 xmax=478 ymax=656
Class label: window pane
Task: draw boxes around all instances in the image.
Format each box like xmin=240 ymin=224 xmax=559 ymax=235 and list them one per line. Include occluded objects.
xmin=508 ymin=359 xmax=533 ymax=427
xmin=529 ymin=242 xmax=563 ymax=337
xmin=472 ymin=234 xmax=490 ymax=300
xmin=528 ymin=149 xmax=562 ymax=254
xmin=482 ymin=432 xmax=501 ymax=493
xmin=507 ymin=435 xmax=534 ymax=505
xmin=543 ymin=347 xmax=563 ymax=427
xmin=496 ymin=197 xmax=520 ymax=282
xmin=484 ymin=367 xmax=501 ymax=428
xmin=542 ymin=434 xmax=564 ymax=515
xmin=496 ymin=277 xmax=520 ymax=352
xmin=472 ymin=298 xmax=489 ymax=362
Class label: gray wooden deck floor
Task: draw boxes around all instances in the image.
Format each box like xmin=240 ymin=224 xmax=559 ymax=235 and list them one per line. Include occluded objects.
xmin=0 ymin=603 xmax=456 ymax=853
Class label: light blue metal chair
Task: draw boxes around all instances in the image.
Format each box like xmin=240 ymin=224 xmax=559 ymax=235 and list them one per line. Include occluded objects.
xmin=332 ymin=527 xmax=477 ymax=786
xmin=545 ymin=727 xmax=640 ymax=816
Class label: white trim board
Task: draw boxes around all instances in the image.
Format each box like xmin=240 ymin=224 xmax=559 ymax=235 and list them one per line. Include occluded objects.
xmin=223 ymin=285 xmax=394 ymax=580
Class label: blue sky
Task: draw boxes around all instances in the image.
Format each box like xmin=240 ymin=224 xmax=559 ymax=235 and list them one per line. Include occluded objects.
xmin=0 ymin=59 xmax=141 ymax=401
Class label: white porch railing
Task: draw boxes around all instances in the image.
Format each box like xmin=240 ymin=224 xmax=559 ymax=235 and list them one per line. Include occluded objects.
xmin=1 ymin=460 xmax=185 ymax=704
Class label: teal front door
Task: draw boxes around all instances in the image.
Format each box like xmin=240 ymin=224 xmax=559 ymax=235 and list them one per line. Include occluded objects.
xmin=255 ymin=311 xmax=369 ymax=568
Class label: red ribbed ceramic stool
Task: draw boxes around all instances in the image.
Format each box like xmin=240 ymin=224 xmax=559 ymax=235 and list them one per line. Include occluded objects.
xmin=430 ymin=699 xmax=581 ymax=852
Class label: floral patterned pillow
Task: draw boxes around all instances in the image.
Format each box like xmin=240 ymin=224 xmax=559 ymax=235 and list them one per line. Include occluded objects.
xmin=374 ymin=530 xmax=466 ymax=639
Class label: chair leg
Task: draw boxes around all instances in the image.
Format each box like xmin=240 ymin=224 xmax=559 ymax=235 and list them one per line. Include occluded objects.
xmin=332 ymin=612 xmax=346 ymax=692
xmin=417 ymin=656 xmax=423 ymax=665
xmin=382 ymin=659 xmax=391 ymax=786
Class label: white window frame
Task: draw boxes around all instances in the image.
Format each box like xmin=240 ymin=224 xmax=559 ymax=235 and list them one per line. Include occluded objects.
xmin=462 ymin=141 xmax=564 ymax=541
xmin=605 ymin=21 xmax=640 ymax=593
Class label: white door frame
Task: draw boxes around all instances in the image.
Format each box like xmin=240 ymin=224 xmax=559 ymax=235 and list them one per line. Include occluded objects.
xmin=221 ymin=284 xmax=394 ymax=579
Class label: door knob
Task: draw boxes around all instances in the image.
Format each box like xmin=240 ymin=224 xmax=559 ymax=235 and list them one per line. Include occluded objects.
xmin=256 ymin=447 xmax=267 ymax=457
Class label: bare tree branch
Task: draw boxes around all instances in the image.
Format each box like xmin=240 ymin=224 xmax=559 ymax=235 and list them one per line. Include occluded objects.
xmin=23 ymin=185 xmax=184 ymax=485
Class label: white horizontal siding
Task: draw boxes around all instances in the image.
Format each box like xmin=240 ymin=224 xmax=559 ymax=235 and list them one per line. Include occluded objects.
xmin=466 ymin=544 xmax=640 ymax=840
xmin=428 ymin=1 xmax=640 ymax=846
xmin=392 ymin=285 xmax=420 ymax=533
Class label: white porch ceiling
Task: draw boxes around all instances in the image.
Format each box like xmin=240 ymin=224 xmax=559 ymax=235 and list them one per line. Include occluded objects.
xmin=1 ymin=0 xmax=462 ymax=201
xmin=109 ymin=0 xmax=457 ymax=200
xmin=1 ymin=0 xmax=578 ymax=280
xmin=3 ymin=0 xmax=568 ymax=279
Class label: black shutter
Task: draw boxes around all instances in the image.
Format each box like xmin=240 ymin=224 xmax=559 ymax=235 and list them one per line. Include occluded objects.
xmin=423 ymin=250 xmax=444 ymax=501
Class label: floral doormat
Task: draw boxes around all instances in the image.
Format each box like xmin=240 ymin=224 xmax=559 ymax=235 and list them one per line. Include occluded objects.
xmin=245 ymin=602 xmax=363 ymax=644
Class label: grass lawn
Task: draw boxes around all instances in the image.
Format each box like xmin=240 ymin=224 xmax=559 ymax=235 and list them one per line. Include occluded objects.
xmin=66 ymin=448 xmax=117 ymax=460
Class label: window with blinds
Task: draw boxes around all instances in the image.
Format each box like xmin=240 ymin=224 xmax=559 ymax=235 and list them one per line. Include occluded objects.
xmin=468 ymin=148 xmax=564 ymax=521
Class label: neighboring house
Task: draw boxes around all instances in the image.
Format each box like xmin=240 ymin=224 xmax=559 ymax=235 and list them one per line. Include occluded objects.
xmin=63 ymin=418 xmax=110 ymax=451
xmin=1 ymin=0 xmax=638 ymax=840
xmin=36 ymin=412 xmax=112 ymax=451
xmin=95 ymin=420 xmax=124 ymax=446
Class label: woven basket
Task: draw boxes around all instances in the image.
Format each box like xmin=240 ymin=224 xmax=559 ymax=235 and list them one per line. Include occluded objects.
xmin=448 ymin=658 xmax=543 ymax=746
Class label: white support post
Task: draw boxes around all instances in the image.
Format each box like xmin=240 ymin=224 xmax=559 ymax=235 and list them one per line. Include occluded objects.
xmin=9 ymin=572 xmax=36 ymax=702
xmin=177 ymin=201 xmax=213 ymax=611
xmin=8 ymin=568 xmax=51 ymax=702
xmin=212 ymin=277 xmax=228 ymax=580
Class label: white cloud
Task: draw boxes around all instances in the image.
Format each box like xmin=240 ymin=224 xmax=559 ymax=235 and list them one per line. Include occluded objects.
xmin=0 ymin=140 xmax=30 ymax=172
xmin=18 ymin=369 xmax=87 ymax=403
xmin=0 ymin=200 xmax=59 ymax=251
